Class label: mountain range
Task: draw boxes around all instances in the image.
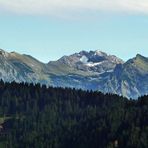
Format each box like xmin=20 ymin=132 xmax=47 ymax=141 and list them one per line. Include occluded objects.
xmin=0 ymin=48 xmax=147 ymax=99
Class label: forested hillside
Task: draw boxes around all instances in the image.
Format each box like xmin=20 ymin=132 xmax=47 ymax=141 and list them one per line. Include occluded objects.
xmin=0 ymin=80 xmax=147 ymax=148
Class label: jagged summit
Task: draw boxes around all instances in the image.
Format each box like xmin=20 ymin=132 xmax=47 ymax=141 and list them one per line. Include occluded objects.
xmin=49 ymin=50 xmax=124 ymax=74
xmin=0 ymin=48 xmax=7 ymax=52
xmin=79 ymin=50 xmax=107 ymax=57
xmin=136 ymin=53 xmax=143 ymax=58
xmin=0 ymin=49 xmax=9 ymax=57
xmin=135 ymin=54 xmax=148 ymax=61
xmin=94 ymin=50 xmax=107 ymax=56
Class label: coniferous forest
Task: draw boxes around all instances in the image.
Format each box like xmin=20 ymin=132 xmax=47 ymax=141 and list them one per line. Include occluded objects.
xmin=0 ymin=80 xmax=147 ymax=148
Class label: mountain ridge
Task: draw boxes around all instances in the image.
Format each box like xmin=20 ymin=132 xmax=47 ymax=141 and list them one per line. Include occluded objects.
xmin=0 ymin=48 xmax=147 ymax=99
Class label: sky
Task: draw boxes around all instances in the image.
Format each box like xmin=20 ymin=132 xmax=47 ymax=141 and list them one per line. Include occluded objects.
xmin=0 ymin=0 xmax=148 ymax=63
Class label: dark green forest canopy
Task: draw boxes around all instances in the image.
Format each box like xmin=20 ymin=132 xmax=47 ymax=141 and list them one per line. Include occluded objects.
xmin=0 ymin=80 xmax=147 ymax=148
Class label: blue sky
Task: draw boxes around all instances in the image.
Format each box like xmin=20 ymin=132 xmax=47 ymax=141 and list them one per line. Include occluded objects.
xmin=0 ymin=0 xmax=148 ymax=63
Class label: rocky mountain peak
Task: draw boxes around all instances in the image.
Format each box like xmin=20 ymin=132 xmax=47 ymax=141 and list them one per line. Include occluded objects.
xmin=135 ymin=54 xmax=147 ymax=61
xmin=133 ymin=54 xmax=148 ymax=72
xmin=126 ymin=54 xmax=147 ymax=67
xmin=0 ymin=49 xmax=9 ymax=58
xmin=94 ymin=50 xmax=107 ymax=56
xmin=50 ymin=50 xmax=124 ymax=74
xmin=79 ymin=50 xmax=107 ymax=58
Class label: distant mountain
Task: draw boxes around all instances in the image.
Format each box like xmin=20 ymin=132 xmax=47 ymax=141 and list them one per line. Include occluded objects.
xmin=99 ymin=54 xmax=148 ymax=98
xmin=48 ymin=50 xmax=123 ymax=75
xmin=0 ymin=48 xmax=147 ymax=99
xmin=0 ymin=49 xmax=49 ymax=84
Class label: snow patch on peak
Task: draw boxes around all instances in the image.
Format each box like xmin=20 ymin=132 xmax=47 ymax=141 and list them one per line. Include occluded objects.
xmin=85 ymin=61 xmax=104 ymax=67
xmin=80 ymin=55 xmax=88 ymax=64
